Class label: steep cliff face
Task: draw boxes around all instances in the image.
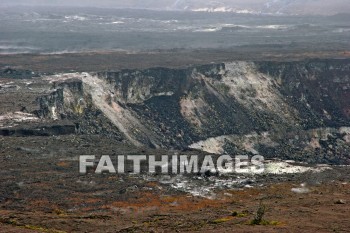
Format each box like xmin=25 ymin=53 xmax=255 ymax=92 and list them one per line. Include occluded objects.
xmin=84 ymin=63 xmax=281 ymax=148
xmin=4 ymin=59 xmax=349 ymax=163
xmin=88 ymin=60 xmax=348 ymax=147
xmin=257 ymin=60 xmax=350 ymax=128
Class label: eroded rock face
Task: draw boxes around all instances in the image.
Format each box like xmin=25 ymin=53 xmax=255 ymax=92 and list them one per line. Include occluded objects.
xmin=257 ymin=59 xmax=350 ymax=128
xmin=1 ymin=59 xmax=349 ymax=163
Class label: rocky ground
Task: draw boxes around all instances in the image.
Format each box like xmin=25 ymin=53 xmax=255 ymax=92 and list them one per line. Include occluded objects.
xmin=0 ymin=136 xmax=350 ymax=232
xmin=0 ymin=135 xmax=350 ymax=233
xmin=0 ymin=51 xmax=350 ymax=232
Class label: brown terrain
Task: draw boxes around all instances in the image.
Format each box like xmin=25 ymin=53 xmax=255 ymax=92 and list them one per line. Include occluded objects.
xmin=0 ymin=135 xmax=350 ymax=233
xmin=1 ymin=50 xmax=350 ymax=232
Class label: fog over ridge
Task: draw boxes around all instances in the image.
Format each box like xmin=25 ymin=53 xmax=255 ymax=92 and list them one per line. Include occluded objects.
xmin=1 ymin=0 xmax=350 ymax=16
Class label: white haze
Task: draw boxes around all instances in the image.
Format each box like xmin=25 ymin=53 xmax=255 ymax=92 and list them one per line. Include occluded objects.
xmin=0 ymin=0 xmax=350 ymax=16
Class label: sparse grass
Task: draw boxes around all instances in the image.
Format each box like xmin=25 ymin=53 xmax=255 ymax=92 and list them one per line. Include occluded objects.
xmin=23 ymin=225 xmax=67 ymax=233
xmin=210 ymin=217 xmax=233 ymax=224
xmin=249 ymin=202 xmax=281 ymax=226
xmin=250 ymin=201 xmax=266 ymax=225
xmin=0 ymin=217 xmax=66 ymax=233
xmin=53 ymin=208 xmax=66 ymax=216
xmin=231 ymin=211 xmax=248 ymax=217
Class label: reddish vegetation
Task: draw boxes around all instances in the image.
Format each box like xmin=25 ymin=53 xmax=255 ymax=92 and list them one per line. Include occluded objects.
xmin=1 ymin=181 xmax=350 ymax=232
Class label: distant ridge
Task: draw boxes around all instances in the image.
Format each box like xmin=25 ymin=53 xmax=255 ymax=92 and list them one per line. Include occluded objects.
xmin=1 ymin=0 xmax=350 ymax=16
